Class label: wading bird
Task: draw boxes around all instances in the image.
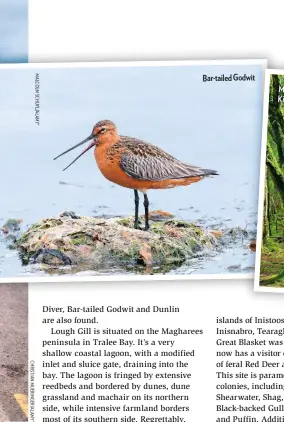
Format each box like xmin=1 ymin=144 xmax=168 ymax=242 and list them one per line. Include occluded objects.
xmin=54 ymin=120 xmax=218 ymax=230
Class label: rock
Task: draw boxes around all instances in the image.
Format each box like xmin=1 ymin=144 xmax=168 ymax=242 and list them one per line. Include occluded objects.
xmin=1 ymin=218 xmax=23 ymax=249
xmin=148 ymin=210 xmax=175 ymax=221
xmin=227 ymin=264 xmax=241 ymax=272
xmin=15 ymin=213 xmax=219 ymax=273
xmin=2 ymin=226 xmax=9 ymax=234
xmin=209 ymin=230 xmax=223 ymax=238
xmin=249 ymin=240 xmax=256 ymax=252
xmin=29 ymin=248 xmax=72 ymax=265
xmin=138 ymin=243 xmax=153 ymax=267
xmin=228 ymin=227 xmax=248 ymax=237
xmin=1 ymin=218 xmax=22 ymax=233
xmin=59 ymin=211 xmax=80 ymax=219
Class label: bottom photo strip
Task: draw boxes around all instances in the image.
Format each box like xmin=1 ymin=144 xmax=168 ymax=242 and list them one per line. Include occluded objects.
xmin=0 ymin=284 xmax=28 ymax=421
xmin=0 ymin=280 xmax=281 ymax=422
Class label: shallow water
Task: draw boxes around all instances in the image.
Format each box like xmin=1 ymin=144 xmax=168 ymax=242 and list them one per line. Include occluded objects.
xmin=0 ymin=63 xmax=263 ymax=278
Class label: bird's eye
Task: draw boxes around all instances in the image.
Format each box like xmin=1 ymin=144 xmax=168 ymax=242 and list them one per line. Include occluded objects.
xmin=100 ymin=127 xmax=106 ymax=133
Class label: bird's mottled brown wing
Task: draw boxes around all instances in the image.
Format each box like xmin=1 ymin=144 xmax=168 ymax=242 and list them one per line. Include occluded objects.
xmin=119 ymin=136 xmax=207 ymax=181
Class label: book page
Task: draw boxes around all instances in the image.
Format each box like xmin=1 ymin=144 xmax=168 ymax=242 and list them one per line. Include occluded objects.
xmin=29 ymin=279 xmax=284 ymax=422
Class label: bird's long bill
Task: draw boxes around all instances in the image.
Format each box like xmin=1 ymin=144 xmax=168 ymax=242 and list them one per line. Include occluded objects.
xmin=53 ymin=134 xmax=96 ymax=171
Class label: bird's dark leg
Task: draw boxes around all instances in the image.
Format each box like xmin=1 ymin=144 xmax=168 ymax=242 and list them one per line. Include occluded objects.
xmin=134 ymin=189 xmax=139 ymax=229
xmin=144 ymin=193 xmax=150 ymax=231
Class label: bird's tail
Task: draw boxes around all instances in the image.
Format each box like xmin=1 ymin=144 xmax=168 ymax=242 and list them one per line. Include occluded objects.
xmin=201 ymin=168 xmax=219 ymax=176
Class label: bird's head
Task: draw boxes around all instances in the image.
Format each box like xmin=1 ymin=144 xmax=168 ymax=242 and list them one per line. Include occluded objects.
xmin=53 ymin=120 xmax=117 ymax=171
xmin=92 ymin=120 xmax=117 ymax=141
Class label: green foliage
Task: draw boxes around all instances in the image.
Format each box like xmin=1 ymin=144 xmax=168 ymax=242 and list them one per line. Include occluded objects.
xmin=261 ymin=75 xmax=284 ymax=282
xmin=261 ymin=269 xmax=284 ymax=286
xmin=263 ymin=75 xmax=284 ymax=241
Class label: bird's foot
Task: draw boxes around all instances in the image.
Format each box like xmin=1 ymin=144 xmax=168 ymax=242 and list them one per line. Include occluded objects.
xmin=134 ymin=217 xmax=144 ymax=230
xmin=134 ymin=223 xmax=144 ymax=231
xmin=133 ymin=217 xmax=149 ymax=231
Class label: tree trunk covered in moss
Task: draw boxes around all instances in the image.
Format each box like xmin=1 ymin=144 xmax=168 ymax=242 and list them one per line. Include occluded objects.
xmin=270 ymin=75 xmax=284 ymax=165
xmin=263 ymin=172 xmax=269 ymax=242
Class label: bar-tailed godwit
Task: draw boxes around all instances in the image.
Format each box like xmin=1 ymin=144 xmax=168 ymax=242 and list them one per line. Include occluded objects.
xmin=54 ymin=120 xmax=218 ymax=230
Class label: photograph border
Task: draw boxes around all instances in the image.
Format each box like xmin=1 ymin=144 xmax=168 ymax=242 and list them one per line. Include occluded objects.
xmin=254 ymin=69 xmax=284 ymax=293
xmin=0 ymin=59 xmax=266 ymax=283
